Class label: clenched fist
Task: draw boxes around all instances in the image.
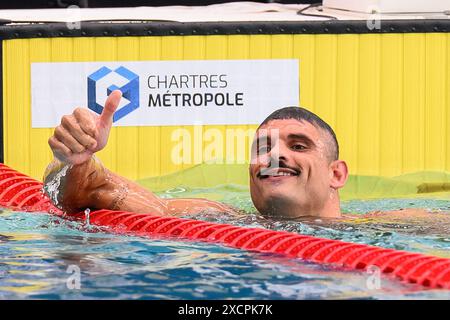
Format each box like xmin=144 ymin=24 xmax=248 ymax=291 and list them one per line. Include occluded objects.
xmin=48 ymin=90 xmax=122 ymax=165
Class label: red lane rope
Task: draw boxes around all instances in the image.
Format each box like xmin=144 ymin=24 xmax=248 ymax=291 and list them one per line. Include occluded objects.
xmin=0 ymin=163 xmax=449 ymax=289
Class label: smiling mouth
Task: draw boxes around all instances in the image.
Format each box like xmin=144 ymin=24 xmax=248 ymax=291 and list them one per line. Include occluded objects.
xmin=257 ymin=167 xmax=300 ymax=179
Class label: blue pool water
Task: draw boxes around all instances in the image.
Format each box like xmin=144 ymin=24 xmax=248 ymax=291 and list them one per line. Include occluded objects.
xmin=0 ymin=188 xmax=450 ymax=299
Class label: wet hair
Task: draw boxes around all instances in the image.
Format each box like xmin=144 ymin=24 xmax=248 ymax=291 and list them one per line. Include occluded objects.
xmin=259 ymin=106 xmax=339 ymax=161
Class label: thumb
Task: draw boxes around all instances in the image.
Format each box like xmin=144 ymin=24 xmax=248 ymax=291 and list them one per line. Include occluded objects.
xmin=98 ymin=90 xmax=122 ymax=128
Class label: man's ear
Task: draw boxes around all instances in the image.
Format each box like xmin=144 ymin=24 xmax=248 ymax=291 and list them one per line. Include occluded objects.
xmin=329 ymin=160 xmax=348 ymax=189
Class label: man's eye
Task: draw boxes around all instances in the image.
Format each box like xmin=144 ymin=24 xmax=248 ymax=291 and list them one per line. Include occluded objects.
xmin=258 ymin=146 xmax=271 ymax=154
xmin=292 ymin=144 xmax=306 ymax=151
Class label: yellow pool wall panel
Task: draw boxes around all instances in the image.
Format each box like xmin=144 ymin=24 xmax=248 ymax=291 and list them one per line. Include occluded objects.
xmin=2 ymin=33 xmax=450 ymax=181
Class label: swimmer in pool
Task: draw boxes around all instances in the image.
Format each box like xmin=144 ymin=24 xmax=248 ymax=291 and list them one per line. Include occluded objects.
xmin=41 ymin=90 xmax=392 ymax=220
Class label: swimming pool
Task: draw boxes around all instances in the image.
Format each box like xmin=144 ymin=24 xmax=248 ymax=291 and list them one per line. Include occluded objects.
xmin=1 ymin=183 xmax=449 ymax=299
xmin=1 ymin=1 xmax=450 ymax=301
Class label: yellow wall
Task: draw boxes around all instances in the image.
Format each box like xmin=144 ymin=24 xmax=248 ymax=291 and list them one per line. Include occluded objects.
xmin=3 ymin=33 xmax=450 ymax=180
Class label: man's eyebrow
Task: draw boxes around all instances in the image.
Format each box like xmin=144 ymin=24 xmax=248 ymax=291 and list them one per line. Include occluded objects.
xmin=253 ymin=133 xmax=316 ymax=146
xmin=255 ymin=135 xmax=270 ymax=145
xmin=287 ymin=133 xmax=316 ymax=146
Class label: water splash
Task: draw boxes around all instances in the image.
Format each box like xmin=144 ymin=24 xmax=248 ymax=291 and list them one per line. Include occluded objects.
xmin=84 ymin=208 xmax=91 ymax=226
xmin=42 ymin=164 xmax=70 ymax=207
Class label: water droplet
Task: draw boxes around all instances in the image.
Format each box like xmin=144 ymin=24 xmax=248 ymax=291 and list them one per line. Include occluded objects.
xmin=84 ymin=208 xmax=91 ymax=226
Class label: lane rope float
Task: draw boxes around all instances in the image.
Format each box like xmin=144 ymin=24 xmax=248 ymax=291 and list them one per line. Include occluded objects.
xmin=0 ymin=163 xmax=449 ymax=289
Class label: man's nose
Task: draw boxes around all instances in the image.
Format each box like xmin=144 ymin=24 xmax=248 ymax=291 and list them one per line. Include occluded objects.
xmin=268 ymin=142 xmax=288 ymax=167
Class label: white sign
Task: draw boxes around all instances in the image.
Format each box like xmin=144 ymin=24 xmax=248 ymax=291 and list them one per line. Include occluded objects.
xmin=31 ymin=60 xmax=299 ymax=128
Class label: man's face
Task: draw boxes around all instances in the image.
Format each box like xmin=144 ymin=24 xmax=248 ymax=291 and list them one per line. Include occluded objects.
xmin=249 ymin=119 xmax=334 ymax=218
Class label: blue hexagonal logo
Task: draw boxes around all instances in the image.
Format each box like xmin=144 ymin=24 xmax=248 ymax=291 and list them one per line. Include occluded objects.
xmin=87 ymin=66 xmax=139 ymax=122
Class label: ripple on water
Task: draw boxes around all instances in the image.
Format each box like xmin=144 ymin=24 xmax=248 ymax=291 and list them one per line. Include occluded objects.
xmin=1 ymin=194 xmax=450 ymax=299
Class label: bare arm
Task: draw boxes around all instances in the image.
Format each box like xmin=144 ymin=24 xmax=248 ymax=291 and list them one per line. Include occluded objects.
xmin=43 ymin=156 xmax=168 ymax=214
xmin=43 ymin=90 xmax=236 ymax=216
